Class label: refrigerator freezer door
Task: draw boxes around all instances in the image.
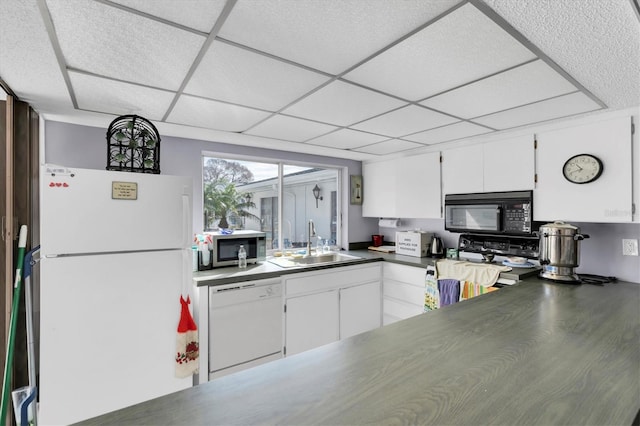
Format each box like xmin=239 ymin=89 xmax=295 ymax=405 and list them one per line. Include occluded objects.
xmin=38 ymin=250 xmax=193 ymax=425
xmin=41 ymin=165 xmax=192 ymax=256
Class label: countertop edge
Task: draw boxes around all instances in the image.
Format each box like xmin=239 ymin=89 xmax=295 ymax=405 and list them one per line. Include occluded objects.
xmin=193 ymin=249 xmax=540 ymax=286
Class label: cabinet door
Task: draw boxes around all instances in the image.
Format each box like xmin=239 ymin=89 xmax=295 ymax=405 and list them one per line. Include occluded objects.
xmin=535 ymin=116 xmax=633 ymax=222
xmin=362 ymin=158 xmax=396 ymax=217
xmin=483 ymin=135 xmax=534 ymax=192
xmin=396 ymin=152 xmax=442 ymax=218
xmin=442 ymin=144 xmax=484 ymax=196
xmin=285 ymin=290 xmax=339 ymax=356
xmin=340 ymin=282 xmax=381 ymax=339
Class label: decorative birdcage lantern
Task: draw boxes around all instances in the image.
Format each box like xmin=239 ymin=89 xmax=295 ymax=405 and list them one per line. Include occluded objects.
xmin=106 ymin=114 xmax=161 ymax=174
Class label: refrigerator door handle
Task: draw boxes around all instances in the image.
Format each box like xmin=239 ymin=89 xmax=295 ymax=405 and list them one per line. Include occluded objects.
xmin=181 ymin=191 xmax=192 ymax=297
xmin=182 ymin=193 xmax=191 ymax=248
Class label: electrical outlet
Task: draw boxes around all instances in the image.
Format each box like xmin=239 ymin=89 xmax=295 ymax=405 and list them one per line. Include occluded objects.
xmin=622 ymin=239 xmax=639 ymax=256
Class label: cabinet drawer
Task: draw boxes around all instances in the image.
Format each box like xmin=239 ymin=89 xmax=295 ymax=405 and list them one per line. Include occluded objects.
xmin=285 ymin=264 xmax=381 ymax=296
xmin=383 ymin=263 xmax=426 ymax=284
xmin=383 ymin=297 xmax=423 ymax=320
xmin=383 ymin=279 xmax=424 ymax=306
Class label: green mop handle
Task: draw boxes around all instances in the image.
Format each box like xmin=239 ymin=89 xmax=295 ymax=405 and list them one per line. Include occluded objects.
xmin=0 ymin=225 xmax=28 ymax=425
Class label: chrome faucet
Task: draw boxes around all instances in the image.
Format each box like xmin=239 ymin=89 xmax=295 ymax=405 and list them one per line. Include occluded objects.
xmin=306 ymin=219 xmax=316 ymax=257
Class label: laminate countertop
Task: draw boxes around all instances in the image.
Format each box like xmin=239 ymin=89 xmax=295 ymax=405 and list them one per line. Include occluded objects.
xmin=193 ymin=249 xmax=539 ymax=286
xmin=77 ymin=277 xmax=640 ymax=426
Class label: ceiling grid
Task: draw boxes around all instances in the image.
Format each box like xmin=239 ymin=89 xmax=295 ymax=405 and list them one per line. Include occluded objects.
xmin=1 ymin=0 xmax=637 ymax=160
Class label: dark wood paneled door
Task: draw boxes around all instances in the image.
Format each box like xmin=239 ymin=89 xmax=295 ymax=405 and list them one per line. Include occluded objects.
xmin=0 ymin=95 xmax=39 ymax=419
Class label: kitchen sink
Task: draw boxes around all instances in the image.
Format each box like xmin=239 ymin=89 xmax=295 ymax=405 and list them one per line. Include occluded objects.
xmin=292 ymin=253 xmax=358 ymax=264
xmin=268 ymin=252 xmax=361 ymax=268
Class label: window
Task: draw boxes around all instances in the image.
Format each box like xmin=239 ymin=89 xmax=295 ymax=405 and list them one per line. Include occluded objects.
xmin=203 ymin=156 xmax=340 ymax=253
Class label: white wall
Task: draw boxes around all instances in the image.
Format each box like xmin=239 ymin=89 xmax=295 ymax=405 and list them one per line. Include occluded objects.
xmin=43 ymin=120 xmax=379 ymax=247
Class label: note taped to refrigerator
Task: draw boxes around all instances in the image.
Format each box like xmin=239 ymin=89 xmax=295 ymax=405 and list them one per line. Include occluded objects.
xmin=112 ymin=181 xmax=138 ymax=200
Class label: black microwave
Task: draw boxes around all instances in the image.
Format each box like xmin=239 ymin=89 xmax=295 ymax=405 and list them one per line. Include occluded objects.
xmin=444 ymin=190 xmax=534 ymax=236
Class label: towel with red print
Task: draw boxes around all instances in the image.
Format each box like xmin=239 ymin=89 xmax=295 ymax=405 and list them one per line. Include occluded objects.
xmin=176 ymin=295 xmax=199 ymax=378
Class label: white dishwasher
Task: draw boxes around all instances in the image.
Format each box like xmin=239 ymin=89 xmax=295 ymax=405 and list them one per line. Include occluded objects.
xmin=209 ymin=279 xmax=283 ymax=380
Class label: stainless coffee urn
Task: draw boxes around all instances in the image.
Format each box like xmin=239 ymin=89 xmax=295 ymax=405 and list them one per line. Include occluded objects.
xmin=538 ymin=221 xmax=590 ymax=283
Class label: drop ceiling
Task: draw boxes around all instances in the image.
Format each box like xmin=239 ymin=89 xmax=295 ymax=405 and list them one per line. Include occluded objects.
xmin=1 ymin=0 xmax=638 ymax=161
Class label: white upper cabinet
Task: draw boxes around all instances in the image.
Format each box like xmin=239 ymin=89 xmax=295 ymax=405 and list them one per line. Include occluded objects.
xmin=442 ymin=135 xmax=535 ymax=197
xmin=535 ymin=116 xmax=633 ymax=223
xmin=483 ymin=135 xmax=535 ymax=192
xmin=441 ymin=144 xmax=484 ymax=195
xmin=363 ymin=152 xmax=441 ymax=219
xmin=362 ymin=158 xmax=397 ymax=217
xmin=395 ymin=152 xmax=441 ymax=218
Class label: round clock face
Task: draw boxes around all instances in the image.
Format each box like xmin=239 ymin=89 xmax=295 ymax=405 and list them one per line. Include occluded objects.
xmin=562 ymin=154 xmax=604 ymax=184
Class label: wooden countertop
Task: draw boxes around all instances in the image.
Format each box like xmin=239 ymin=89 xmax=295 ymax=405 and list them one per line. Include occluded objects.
xmin=77 ymin=278 xmax=640 ymax=425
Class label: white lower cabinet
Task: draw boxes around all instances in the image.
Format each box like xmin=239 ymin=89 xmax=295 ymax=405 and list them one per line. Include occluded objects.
xmin=284 ymin=263 xmax=382 ymax=356
xmin=340 ymin=281 xmax=382 ymax=339
xmin=382 ymin=263 xmax=426 ymax=325
xmin=285 ymin=290 xmax=340 ymax=356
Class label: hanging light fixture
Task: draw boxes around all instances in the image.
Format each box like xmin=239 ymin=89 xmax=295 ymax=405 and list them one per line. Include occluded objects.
xmin=312 ymin=184 xmax=322 ymax=208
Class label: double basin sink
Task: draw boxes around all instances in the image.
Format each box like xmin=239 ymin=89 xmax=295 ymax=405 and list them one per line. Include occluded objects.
xmin=268 ymin=252 xmax=361 ymax=268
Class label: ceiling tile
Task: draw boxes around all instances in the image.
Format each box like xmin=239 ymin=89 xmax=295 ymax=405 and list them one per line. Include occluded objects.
xmin=185 ymin=41 xmax=330 ymax=111
xmin=351 ymin=105 xmax=458 ymax=137
xmin=0 ymin=0 xmax=73 ymax=110
xmin=46 ymin=0 xmax=205 ymax=90
xmin=218 ymin=0 xmax=462 ymax=74
xmin=483 ymin=0 xmax=639 ymax=109
xmin=471 ymin=92 xmax=602 ymax=130
xmin=70 ymin=71 xmax=175 ymax=120
xmin=352 ymin=139 xmax=424 ymax=155
xmin=244 ymin=114 xmax=338 ymax=142
xmin=343 ymin=3 xmax=537 ymax=101
xmin=107 ymin=0 xmax=225 ymax=33
xmin=306 ymin=129 xmax=388 ymax=150
xmin=420 ymin=60 xmax=578 ymax=119
xmin=404 ymin=122 xmax=493 ymax=144
xmin=167 ymin=95 xmax=271 ymax=132
xmin=283 ymin=80 xmax=407 ymax=126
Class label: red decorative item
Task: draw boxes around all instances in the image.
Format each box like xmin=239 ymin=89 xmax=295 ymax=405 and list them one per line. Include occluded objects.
xmin=175 ymin=296 xmax=199 ymax=378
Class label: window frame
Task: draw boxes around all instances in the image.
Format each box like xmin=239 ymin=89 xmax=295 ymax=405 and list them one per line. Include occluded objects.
xmin=201 ymin=152 xmax=343 ymax=253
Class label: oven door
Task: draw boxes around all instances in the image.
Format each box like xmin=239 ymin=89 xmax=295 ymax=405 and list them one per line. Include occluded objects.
xmin=445 ymin=203 xmax=502 ymax=233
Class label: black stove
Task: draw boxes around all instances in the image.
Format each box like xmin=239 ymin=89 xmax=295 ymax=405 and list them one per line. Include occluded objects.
xmin=458 ymin=233 xmax=539 ymax=260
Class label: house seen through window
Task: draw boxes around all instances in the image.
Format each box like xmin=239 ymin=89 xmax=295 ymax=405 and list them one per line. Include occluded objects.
xmin=203 ymin=156 xmax=339 ymax=253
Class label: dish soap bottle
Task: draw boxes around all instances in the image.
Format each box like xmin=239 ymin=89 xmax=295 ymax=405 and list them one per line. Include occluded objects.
xmin=238 ymin=245 xmax=247 ymax=269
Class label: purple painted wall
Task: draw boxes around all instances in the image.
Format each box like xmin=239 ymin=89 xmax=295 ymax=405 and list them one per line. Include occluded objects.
xmin=44 ymin=120 xmax=379 ymax=248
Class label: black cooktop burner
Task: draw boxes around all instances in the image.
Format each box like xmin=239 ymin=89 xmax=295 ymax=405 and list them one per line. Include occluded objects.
xmin=458 ymin=233 xmax=539 ymax=259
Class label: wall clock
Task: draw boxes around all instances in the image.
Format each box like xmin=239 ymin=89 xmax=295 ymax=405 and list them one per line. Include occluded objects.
xmin=562 ymin=153 xmax=603 ymax=184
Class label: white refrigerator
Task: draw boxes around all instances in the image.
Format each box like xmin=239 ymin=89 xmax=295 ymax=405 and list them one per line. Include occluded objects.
xmin=38 ymin=165 xmax=194 ymax=425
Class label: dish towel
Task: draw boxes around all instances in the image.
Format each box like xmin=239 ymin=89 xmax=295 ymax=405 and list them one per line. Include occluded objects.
xmin=424 ymin=266 xmax=439 ymax=312
xmin=438 ymin=279 xmax=460 ymax=307
xmin=436 ymin=259 xmax=510 ymax=287
xmin=460 ymin=281 xmax=499 ymax=301
xmin=175 ymin=295 xmax=199 ymax=378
